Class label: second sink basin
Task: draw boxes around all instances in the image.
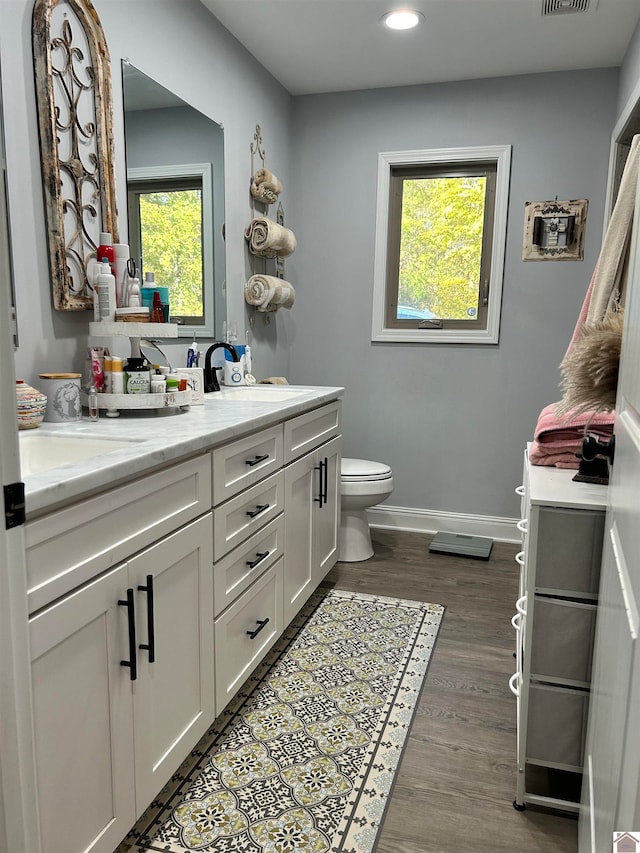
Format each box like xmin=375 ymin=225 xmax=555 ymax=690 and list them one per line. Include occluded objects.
xmin=19 ymin=431 xmax=143 ymax=477
xmin=207 ymin=386 xmax=310 ymax=402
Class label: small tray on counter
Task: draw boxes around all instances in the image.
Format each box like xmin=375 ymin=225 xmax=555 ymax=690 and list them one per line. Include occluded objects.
xmin=81 ymin=389 xmax=191 ymax=416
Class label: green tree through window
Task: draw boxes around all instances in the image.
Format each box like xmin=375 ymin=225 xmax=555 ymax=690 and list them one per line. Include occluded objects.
xmin=138 ymin=189 xmax=203 ymax=318
xmin=399 ymin=175 xmax=486 ymax=320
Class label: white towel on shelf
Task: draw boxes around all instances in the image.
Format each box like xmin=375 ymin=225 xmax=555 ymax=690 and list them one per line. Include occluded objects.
xmin=244 ymin=274 xmax=295 ymax=312
xmin=245 ymin=217 xmax=297 ymax=257
xmin=250 ymin=168 xmax=283 ymax=204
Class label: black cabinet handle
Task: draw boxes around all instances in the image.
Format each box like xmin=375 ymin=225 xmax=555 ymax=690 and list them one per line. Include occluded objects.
xmin=246 ymin=617 xmax=270 ymax=639
xmin=137 ymin=574 xmax=155 ymax=663
xmin=118 ymin=588 xmax=137 ymax=681
xmin=246 ymin=453 xmax=269 ymax=467
xmin=246 ymin=550 xmax=270 ymax=569
xmin=322 ymin=456 xmax=329 ymax=507
xmin=314 ymin=460 xmax=325 ymax=507
xmin=246 ymin=503 xmax=269 ymax=518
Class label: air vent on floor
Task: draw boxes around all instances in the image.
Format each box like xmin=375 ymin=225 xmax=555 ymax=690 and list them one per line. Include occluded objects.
xmin=541 ymin=0 xmax=596 ymax=15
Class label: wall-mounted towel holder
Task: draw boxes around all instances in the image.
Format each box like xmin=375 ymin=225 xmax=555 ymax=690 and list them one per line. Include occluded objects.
xmin=245 ymin=124 xmax=296 ymax=323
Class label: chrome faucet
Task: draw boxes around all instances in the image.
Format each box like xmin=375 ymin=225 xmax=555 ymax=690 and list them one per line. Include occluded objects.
xmin=204 ymin=342 xmax=239 ymax=392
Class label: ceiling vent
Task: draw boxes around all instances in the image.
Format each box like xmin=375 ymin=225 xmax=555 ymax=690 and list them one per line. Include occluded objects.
xmin=541 ymin=0 xmax=596 ymax=14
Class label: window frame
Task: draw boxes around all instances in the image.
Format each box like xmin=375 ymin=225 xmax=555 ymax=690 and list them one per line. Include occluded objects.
xmin=371 ymin=145 xmax=511 ymax=344
xmin=127 ymin=163 xmax=214 ymax=338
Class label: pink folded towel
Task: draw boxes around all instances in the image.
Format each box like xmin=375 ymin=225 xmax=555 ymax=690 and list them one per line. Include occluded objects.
xmin=535 ymin=402 xmax=615 ymax=445
xmin=529 ymin=402 xmax=615 ymax=468
xmin=528 ymin=441 xmax=582 ymax=469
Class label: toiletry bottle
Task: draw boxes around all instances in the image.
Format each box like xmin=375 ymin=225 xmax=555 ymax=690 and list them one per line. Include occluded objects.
xmin=113 ymin=243 xmax=129 ymax=307
xmin=87 ymin=385 xmax=99 ymax=422
xmin=151 ymin=290 xmax=164 ymax=323
xmin=93 ymin=259 xmax=116 ymax=321
xmin=110 ymin=357 xmax=124 ymax=394
xmin=127 ymin=276 xmax=142 ymax=308
xmin=96 ymin=232 xmax=115 ymax=274
xmin=103 ymin=356 xmax=113 ymax=393
xmin=123 ymin=357 xmax=150 ymax=394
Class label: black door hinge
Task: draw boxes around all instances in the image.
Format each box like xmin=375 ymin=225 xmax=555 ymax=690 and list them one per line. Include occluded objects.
xmin=4 ymin=482 xmax=25 ymax=529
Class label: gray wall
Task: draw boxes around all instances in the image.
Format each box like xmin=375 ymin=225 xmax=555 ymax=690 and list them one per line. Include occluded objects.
xmin=288 ymin=70 xmax=619 ymax=520
xmin=618 ymin=15 xmax=640 ymax=119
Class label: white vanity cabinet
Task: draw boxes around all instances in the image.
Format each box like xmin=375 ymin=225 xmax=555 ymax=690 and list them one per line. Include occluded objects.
xmin=27 ymin=458 xmax=214 ymax=853
xmin=511 ymin=448 xmax=607 ymax=814
xmin=283 ymin=403 xmax=341 ymax=626
xmin=22 ymin=392 xmax=344 ymax=853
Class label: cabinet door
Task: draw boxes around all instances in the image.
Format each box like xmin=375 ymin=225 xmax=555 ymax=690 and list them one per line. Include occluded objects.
xmin=284 ymin=450 xmax=316 ymax=626
xmin=29 ymin=564 xmax=135 ymax=853
xmin=129 ymin=514 xmax=214 ymax=815
xmin=313 ymin=435 xmax=341 ymax=585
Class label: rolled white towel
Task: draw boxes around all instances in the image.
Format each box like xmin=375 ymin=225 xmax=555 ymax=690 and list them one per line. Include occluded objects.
xmin=245 ymin=217 xmax=297 ymax=257
xmin=244 ymin=275 xmax=295 ymax=312
xmin=250 ymin=168 xmax=283 ymax=202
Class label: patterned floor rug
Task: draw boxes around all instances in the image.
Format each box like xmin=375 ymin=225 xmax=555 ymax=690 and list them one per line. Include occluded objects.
xmin=127 ymin=586 xmax=444 ymax=853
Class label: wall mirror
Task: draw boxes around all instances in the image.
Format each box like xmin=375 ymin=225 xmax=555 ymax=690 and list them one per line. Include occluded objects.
xmin=122 ymin=61 xmax=226 ymax=339
xmin=32 ymin=0 xmax=118 ymax=311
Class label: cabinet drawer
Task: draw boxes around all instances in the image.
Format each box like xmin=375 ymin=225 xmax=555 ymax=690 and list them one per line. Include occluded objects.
xmin=214 ymin=515 xmax=284 ymax=617
xmin=526 ymin=683 xmax=589 ymax=769
xmin=283 ymin=402 xmax=340 ymax=464
xmin=212 ymin=425 xmax=283 ymax=505
xmin=530 ymin=597 xmax=597 ymax=685
xmin=25 ymin=455 xmax=212 ymax=614
xmin=535 ymin=507 xmax=605 ymax=596
xmin=213 ymin=470 xmax=284 ymax=561
xmin=214 ymin=557 xmax=283 ymax=715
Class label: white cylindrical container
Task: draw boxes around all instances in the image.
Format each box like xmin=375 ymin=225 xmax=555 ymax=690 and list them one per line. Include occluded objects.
xmin=113 ymin=243 xmax=129 ymax=308
xmin=111 ymin=357 xmax=124 ymax=394
xmin=38 ymin=373 xmax=82 ymax=422
xmin=93 ymin=260 xmax=116 ymax=321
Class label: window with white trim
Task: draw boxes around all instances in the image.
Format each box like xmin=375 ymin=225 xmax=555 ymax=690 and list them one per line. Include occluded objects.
xmin=372 ymin=146 xmax=511 ymax=344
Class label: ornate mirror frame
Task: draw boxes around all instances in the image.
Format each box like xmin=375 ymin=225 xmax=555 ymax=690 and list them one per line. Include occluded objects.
xmin=32 ymin=0 xmax=118 ymax=310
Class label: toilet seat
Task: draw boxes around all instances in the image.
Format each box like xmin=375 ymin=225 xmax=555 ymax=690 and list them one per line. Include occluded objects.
xmin=341 ymin=458 xmax=392 ymax=482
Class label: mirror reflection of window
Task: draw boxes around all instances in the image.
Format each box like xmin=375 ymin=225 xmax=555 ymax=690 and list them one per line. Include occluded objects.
xmin=128 ymin=176 xmax=205 ymax=325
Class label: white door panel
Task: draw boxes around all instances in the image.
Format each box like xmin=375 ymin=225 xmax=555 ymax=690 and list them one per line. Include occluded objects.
xmin=580 ymin=167 xmax=640 ymax=850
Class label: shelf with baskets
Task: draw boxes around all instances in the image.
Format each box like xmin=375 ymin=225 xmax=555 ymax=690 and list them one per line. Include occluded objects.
xmin=510 ymin=446 xmax=608 ymax=814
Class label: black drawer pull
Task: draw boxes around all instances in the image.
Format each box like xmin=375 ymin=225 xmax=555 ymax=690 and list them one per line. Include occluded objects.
xmin=246 ymin=503 xmax=269 ymax=518
xmin=137 ymin=574 xmax=155 ymax=663
xmin=246 ymin=550 xmax=270 ymax=569
xmin=246 ymin=617 xmax=270 ymax=640
xmin=315 ymin=458 xmax=328 ymax=507
xmin=118 ymin=588 xmax=137 ymax=681
xmin=246 ymin=453 xmax=269 ymax=467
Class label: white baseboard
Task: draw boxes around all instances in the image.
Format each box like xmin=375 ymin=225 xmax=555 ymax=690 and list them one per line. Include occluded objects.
xmin=367 ymin=503 xmax=520 ymax=544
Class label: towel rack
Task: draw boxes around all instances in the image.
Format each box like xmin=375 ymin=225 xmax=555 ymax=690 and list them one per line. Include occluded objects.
xmin=246 ymin=125 xmax=292 ymax=323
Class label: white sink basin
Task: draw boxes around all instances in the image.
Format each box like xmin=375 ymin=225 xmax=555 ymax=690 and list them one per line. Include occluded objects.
xmin=19 ymin=431 xmax=142 ymax=477
xmin=206 ymin=386 xmax=310 ymax=402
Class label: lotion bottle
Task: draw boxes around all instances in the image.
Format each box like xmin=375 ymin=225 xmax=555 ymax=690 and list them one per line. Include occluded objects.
xmin=93 ymin=259 xmax=116 ymax=321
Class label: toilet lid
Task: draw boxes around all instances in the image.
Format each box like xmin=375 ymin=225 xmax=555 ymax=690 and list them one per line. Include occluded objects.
xmin=341 ymin=457 xmax=392 ymax=481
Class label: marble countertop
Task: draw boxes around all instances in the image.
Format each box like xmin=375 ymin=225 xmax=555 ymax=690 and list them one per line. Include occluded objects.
xmin=22 ymin=385 xmax=344 ymax=517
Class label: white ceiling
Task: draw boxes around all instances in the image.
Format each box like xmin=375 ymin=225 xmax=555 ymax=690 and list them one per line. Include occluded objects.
xmin=199 ymin=0 xmax=640 ymax=96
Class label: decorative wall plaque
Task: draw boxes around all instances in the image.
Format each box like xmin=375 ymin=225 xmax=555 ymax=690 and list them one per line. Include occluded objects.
xmin=522 ymin=199 xmax=588 ymax=261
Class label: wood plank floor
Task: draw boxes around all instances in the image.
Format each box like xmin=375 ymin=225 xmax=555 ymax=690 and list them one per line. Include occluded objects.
xmin=324 ymin=528 xmax=578 ymax=853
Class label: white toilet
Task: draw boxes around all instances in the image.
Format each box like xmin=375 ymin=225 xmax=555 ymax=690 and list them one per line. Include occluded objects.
xmin=339 ymin=458 xmax=394 ymax=562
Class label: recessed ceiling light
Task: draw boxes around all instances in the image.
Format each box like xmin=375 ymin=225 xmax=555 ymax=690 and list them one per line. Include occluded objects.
xmin=382 ymin=9 xmax=424 ymax=30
